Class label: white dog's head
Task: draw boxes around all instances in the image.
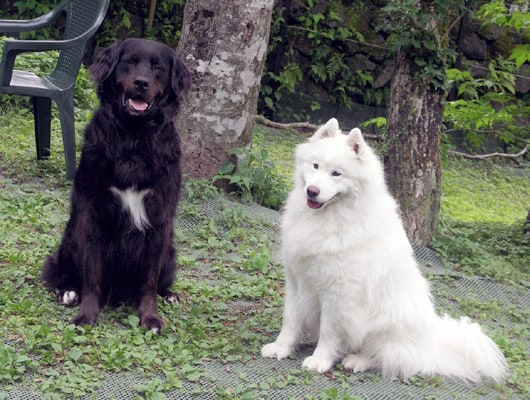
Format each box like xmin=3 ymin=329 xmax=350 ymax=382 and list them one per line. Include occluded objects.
xmin=294 ymin=118 xmax=380 ymax=210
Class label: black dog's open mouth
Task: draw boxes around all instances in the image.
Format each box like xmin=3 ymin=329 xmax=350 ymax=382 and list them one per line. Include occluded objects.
xmin=122 ymin=95 xmax=151 ymax=115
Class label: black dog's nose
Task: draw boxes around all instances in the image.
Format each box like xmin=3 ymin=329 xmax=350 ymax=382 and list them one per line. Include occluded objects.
xmin=134 ymin=77 xmax=150 ymax=90
xmin=307 ymin=186 xmax=320 ymax=199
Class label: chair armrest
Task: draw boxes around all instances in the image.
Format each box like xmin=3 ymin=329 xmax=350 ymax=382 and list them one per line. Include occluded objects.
xmin=0 ymin=0 xmax=69 ymax=33
xmin=0 ymin=35 xmax=86 ymax=85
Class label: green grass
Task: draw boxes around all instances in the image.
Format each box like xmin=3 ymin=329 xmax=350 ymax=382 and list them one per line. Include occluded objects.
xmin=433 ymin=159 xmax=529 ymax=286
xmin=440 ymin=160 xmax=529 ymax=224
xmin=0 ymin=98 xmax=529 ymax=398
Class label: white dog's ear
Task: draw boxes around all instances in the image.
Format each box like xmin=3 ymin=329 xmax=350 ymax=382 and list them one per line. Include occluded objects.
xmin=309 ymin=118 xmax=340 ymax=142
xmin=347 ymin=128 xmax=366 ymax=156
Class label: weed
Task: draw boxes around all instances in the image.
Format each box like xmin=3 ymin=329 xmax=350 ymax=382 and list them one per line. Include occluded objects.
xmin=214 ymin=146 xmax=288 ymax=210
xmin=309 ymin=388 xmax=364 ymax=400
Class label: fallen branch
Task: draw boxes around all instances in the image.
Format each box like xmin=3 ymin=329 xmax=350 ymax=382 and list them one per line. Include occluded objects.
xmin=255 ymin=115 xmax=381 ymax=140
xmin=447 ymin=144 xmax=528 ymax=160
xmin=255 ymin=115 xmax=318 ymax=132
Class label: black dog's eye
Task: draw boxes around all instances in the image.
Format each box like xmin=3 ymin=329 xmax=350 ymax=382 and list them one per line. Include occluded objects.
xmin=153 ymin=64 xmax=163 ymax=72
xmin=126 ymin=58 xmax=137 ymax=66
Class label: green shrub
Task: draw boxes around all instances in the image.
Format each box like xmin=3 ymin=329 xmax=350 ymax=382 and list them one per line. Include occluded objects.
xmin=213 ymin=146 xmax=288 ymax=210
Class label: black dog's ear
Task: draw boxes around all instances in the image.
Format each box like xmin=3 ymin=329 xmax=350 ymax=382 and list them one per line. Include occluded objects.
xmin=90 ymin=40 xmax=124 ymax=83
xmin=171 ymin=54 xmax=191 ymax=102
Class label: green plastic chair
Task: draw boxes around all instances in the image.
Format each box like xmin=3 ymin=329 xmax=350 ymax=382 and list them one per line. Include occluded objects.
xmin=0 ymin=0 xmax=110 ymax=179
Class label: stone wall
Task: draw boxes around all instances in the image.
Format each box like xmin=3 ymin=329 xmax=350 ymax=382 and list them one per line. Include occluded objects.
xmin=265 ymin=0 xmax=529 ymax=125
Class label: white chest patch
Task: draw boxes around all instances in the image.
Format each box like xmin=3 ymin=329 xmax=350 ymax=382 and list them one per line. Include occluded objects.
xmin=110 ymin=186 xmax=151 ymax=232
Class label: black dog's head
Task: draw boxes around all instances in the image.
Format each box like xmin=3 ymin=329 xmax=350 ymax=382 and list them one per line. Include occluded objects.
xmin=90 ymin=38 xmax=191 ymax=119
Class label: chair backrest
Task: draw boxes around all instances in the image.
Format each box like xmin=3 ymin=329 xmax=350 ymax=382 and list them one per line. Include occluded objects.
xmin=52 ymin=0 xmax=109 ymax=80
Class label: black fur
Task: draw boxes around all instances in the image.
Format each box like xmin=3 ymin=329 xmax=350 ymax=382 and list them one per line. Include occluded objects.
xmin=42 ymin=38 xmax=191 ymax=334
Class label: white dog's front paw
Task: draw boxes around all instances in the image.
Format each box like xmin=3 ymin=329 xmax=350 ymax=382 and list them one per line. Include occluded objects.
xmin=261 ymin=342 xmax=293 ymax=360
xmin=342 ymin=354 xmax=373 ymax=373
xmin=302 ymin=355 xmax=333 ymax=373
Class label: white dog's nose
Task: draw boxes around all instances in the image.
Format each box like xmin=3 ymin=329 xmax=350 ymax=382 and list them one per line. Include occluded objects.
xmin=307 ymin=186 xmax=320 ymax=199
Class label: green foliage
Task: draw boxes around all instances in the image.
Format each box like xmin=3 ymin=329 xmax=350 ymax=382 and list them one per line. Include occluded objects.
xmin=7 ymin=1 xmax=56 ymax=39
xmin=182 ymin=178 xmax=220 ymax=203
xmin=213 ymin=146 xmax=288 ymax=210
xmin=448 ymin=58 xmax=516 ymax=99
xmin=309 ymin=388 xmax=363 ymax=400
xmin=145 ymin=0 xmax=186 ymax=46
xmin=0 ymin=0 xmax=185 ymax=48
xmin=444 ymin=97 xmax=529 ymax=149
xmin=479 ymin=0 xmax=530 ymax=67
xmin=260 ymin=0 xmax=382 ymax=120
xmin=0 ymin=344 xmax=36 ymax=384
xmin=444 ymin=3 xmax=530 ymax=150
xmin=377 ymin=0 xmax=462 ymax=93
xmin=360 ymin=117 xmax=387 ymax=137
xmin=261 ymin=62 xmax=303 ymax=112
xmin=297 ymin=0 xmax=365 ymax=61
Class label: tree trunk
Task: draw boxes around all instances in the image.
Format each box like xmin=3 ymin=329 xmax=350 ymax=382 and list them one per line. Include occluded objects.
xmin=384 ymin=52 xmax=444 ymax=246
xmin=175 ymin=0 xmax=274 ymax=180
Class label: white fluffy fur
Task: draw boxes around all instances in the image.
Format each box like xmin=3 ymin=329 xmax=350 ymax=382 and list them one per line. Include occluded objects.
xmin=261 ymin=118 xmax=507 ymax=383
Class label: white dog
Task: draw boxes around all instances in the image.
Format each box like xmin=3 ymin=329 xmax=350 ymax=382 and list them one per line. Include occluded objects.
xmin=261 ymin=118 xmax=507 ymax=382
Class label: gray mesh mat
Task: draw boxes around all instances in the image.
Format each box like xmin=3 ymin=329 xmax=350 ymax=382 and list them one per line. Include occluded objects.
xmin=3 ymin=194 xmax=529 ymax=399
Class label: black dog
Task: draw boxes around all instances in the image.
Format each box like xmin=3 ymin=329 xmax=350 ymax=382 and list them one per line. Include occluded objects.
xmin=42 ymin=38 xmax=191 ymax=334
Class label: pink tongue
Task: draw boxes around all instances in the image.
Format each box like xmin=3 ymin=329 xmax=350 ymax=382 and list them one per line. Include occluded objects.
xmin=307 ymin=199 xmax=323 ymax=209
xmin=128 ymin=99 xmax=149 ymax=111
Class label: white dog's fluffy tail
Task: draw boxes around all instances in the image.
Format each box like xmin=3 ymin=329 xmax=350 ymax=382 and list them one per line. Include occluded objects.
xmin=429 ymin=315 xmax=507 ymax=382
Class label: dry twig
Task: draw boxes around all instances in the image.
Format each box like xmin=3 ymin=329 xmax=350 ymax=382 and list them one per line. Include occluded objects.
xmin=447 ymin=144 xmax=528 ymax=160
xmin=255 ymin=115 xmax=380 ymax=139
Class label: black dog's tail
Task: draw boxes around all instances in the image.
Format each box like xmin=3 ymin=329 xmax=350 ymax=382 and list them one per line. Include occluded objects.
xmin=41 ymin=251 xmax=81 ymax=293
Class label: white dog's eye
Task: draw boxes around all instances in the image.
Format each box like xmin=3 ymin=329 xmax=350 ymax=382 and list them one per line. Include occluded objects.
xmin=331 ymin=170 xmax=342 ymax=177
xmin=313 ymin=163 xmax=319 ymax=170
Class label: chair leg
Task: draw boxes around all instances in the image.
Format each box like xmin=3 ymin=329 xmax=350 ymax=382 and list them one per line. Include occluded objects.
xmin=56 ymin=94 xmax=76 ymax=180
xmin=33 ymin=96 xmax=51 ymax=159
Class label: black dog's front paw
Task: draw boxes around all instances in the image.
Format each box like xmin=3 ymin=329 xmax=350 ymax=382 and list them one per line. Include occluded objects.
xmin=73 ymin=311 xmax=98 ymax=327
xmin=140 ymin=315 xmax=166 ymax=335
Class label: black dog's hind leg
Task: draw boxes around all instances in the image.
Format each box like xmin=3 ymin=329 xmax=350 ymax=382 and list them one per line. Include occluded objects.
xmin=42 ymin=236 xmax=82 ymax=306
xmin=158 ymin=244 xmax=179 ymax=304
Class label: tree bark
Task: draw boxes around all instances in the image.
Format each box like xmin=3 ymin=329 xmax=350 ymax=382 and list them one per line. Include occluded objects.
xmin=175 ymin=0 xmax=274 ymax=180
xmin=384 ymin=52 xmax=444 ymax=246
